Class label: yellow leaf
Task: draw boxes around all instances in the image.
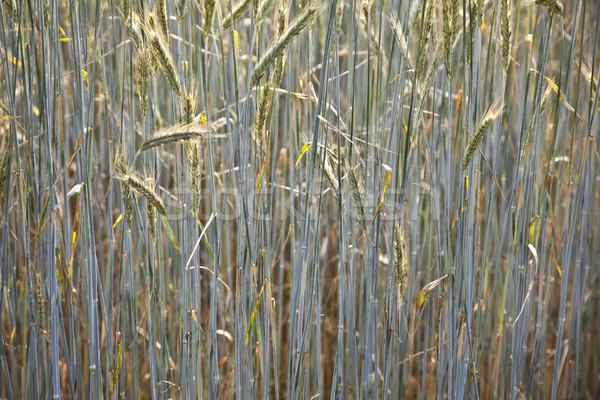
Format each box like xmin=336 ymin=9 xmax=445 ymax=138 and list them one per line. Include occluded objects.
xmin=32 ymin=105 xmax=40 ymax=116
xmin=233 ymin=30 xmax=241 ymax=51
xmin=108 ymin=333 xmax=122 ymax=398
xmin=370 ymin=163 xmax=393 ymax=229
xmin=113 ymin=214 xmax=123 ymax=228
xmin=544 ymin=76 xmax=580 ymax=118
xmin=295 ymin=143 xmax=312 ymax=167
xmin=246 ymin=281 xmax=266 ymax=346
xmin=416 ymin=274 xmax=449 ymax=309
xmin=161 ymin=215 xmax=181 ymax=252
xmin=256 ymin=157 xmax=265 ymax=191
xmin=529 ymin=216 xmax=538 ymax=244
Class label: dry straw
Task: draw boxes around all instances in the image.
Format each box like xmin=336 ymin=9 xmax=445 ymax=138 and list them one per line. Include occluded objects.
xmin=462 ymin=101 xmax=504 ymax=170
xmin=249 ymin=3 xmax=319 ymax=87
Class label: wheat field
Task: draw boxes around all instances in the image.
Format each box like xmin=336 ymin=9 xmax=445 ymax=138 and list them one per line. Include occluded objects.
xmin=0 ymin=0 xmax=599 ymax=398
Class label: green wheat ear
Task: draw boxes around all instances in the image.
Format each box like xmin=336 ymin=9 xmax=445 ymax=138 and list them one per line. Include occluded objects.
xmin=148 ymin=30 xmax=181 ymax=97
xmin=249 ymin=3 xmax=319 ymax=88
xmin=393 ymin=222 xmax=408 ymax=309
xmin=116 ymin=171 xmax=167 ymax=216
xmin=157 ymin=0 xmax=169 ymax=39
xmin=343 ymin=150 xmax=368 ymax=236
xmin=462 ymin=100 xmax=504 ymax=171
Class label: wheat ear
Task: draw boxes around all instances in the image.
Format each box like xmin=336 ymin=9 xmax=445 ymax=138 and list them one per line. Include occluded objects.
xmin=140 ymin=123 xmax=217 ymax=151
xmin=462 ymin=101 xmax=504 ymax=170
xmin=204 ymin=0 xmax=216 ymax=35
xmin=175 ymin=0 xmax=189 ymax=23
xmin=390 ymin=13 xmax=412 ymax=69
xmin=393 ymin=222 xmax=408 ymax=309
xmin=344 ymin=153 xmax=368 ymax=235
xmin=222 ymin=0 xmax=253 ymax=29
xmin=116 ymin=154 xmax=134 ymax=226
xmin=441 ymin=0 xmax=458 ymax=77
xmin=116 ymin=171 xmax=166 ymax=215
xmin=256 ymin=4 xmax=288 ymax=141
xmin=148 ymin=30 xmax=181 ymax=97
xmin=249 ymin=4 xmax=318 ymax=87
xmin=501 ymin=0 xmax=512 ymax=73
xmin=157 ymin=0 xmax=169 ymax=38
xmin=136 ymin=49 xmax=151 ymax=118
